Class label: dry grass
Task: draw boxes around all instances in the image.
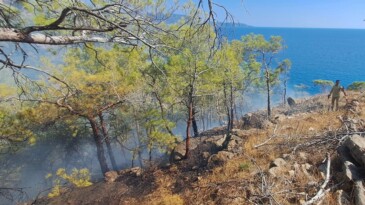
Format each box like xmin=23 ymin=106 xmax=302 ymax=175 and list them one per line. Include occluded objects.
xmin=41 ymin=92 xmax=364 ymax=205
xmin=139 ymin=92 xmax=365 ymax=204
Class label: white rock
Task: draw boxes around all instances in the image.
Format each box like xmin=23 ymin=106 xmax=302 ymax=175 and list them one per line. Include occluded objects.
xmin=270 ymin=158 xmax=287 ymax=168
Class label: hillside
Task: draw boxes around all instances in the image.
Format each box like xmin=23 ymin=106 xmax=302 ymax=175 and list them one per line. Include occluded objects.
xmin=29 ymin=92 xmax=365 ymax=205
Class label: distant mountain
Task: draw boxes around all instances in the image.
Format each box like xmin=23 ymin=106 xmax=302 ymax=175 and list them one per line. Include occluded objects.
xmin=219 ymin=22 xmax=253 ymax=28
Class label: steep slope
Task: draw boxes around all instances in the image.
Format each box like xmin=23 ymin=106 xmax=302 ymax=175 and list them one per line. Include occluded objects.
xmin=29 ymin=91 xmax=365 ymax=205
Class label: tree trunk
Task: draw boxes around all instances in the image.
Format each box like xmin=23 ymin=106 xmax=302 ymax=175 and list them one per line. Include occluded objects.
xmin=136 ymin=147 xmax=143 ymax=167
xmin=229 ymin=84 xmax=234 ymax=131
xmin=184 ymin=101 xmax=193 ymax=159
xmin=149 ymin=148 xmax=152 ymax=162
xmin=88 ymin=117 xmax=110 ymax=174
xmin=222 ymin=83 xmax=234 ymax=149
xmin=266 ymin=70 xmax=271 ymax=117
xmin=283 ymin=80 xmax=287 ymax=105
xmin=99 ymin=113 xmax=118 ymax=171
xmin=192 ymin=107 xmax=199 ymax=137
xmin=154 ymin=92 xmax=175 ymax=136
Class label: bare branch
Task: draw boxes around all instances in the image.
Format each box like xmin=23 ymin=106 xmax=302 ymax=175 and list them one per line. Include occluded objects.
xmin=0 ymin=28 xmax=128 ymax=45
xmin=303 ymin=153 xmax=331 ymax=205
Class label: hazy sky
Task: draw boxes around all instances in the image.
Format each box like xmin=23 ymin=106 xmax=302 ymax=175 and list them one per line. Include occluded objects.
xmin=211 ymin=0 xmax=365 ymax=29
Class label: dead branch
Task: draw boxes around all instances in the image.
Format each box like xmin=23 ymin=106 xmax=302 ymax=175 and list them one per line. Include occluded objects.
xmin=254 ymin=125 xmax=278 ymax=148
xmin=303 ymin=153 xmax=331 ymax=205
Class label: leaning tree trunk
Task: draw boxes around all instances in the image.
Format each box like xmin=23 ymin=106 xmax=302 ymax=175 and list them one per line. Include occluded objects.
xmin=88 ymin=117 xmax=110 ymax=174
xmin=99 ymin=113 xmax=118 ymax=171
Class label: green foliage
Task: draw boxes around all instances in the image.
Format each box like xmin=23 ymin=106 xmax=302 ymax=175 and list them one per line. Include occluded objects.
xmin=347 ymin=81 xmax=365 ymax=91
xmin=38 ymin=45 xmax=147 ymax=118
xmin=313 ymin=79 xmax=334 ymax=93
xmin=238 ymin=162 xmax=250 ymax=171
xmin=47 ymin=168 xmax=92 ymax=198
xmin=240 ymin=33 xmax=289 ymax=115
xmin=313 ymin=79 xmax=334 ymax=86
xmin=0 ymin=101 xmax=39 ymax=150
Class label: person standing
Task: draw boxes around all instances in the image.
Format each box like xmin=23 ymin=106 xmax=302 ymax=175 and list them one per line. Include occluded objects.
xmin=328 ymin=80 xmax=347 ymax=111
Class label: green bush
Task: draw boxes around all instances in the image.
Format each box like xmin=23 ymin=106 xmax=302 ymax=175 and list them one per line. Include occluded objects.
xmin=347 ymin=81 xmax=365 ymax=91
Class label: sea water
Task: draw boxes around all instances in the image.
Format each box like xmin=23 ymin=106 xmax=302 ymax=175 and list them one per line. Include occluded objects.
xmin=224 ymin=27 xmax=365 ymax=94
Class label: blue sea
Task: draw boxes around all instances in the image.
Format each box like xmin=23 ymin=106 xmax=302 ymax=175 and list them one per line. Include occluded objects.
xmin=224 ymin=27 xmax=365 ymax=94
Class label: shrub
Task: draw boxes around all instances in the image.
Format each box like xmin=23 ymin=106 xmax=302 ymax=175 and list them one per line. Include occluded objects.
xmin=238 ymin=163 xmax=250 ymax=171
xmin=347 ymin=81 xmax=365 ymax=91
xmin=47 ymin=168 xmax=92 ymax=198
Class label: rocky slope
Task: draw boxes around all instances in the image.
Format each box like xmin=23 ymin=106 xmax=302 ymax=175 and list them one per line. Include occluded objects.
xmin=29 ymin=91 xmax=365 ymax=205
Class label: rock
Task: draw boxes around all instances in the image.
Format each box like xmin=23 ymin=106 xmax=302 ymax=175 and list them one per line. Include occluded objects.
xmin=344 ymin=134 xmax=365 ymax=167
xmin=171 ymin=143 xmax=187 ymax=161
xmin=231 ymin=129 xmax=247 ymax=138
xmin=207 ymin=151 xmax=234 ymax=168
xmin=337 ymin=145 xmax=364 ymax=181
xmin=288 ymin=170 xmax=295 ymax=178
xmin=268 ymin=167 xmax=284 ymax=177
xmin=282 ymin=154 xmax=291 ymax=159
xmin=293 ymin=162 xmax=300 ymax=171
xmin=227 ymin=138 xmax=238 ymax=149
xmin=202 ymin=151 xmax=211 ymax=160
xmin=270 ymin=158 xmax=287 ymax=168
xmin=215 ymin=135 xmax=226 ymax=147
xmin=298 ymin=152 xmax=308 ymax=160
xmin=336 ymin=190 xmax=351 ymax=205
xmin=303 ymin=163 xmax=312 ymax=171
xmin=170 ymin=134 xmax=223 ymax=161
xmin=118 ymin=167 xmax=142 ymax=177
xmin=307 ymin=181 xmax=317 ymax=187
xmin=354 ymin=181 xmax=365 ymax=205
xmin=345 ymin=99 xmax=362 ymax=114
xmin=272 ymin=114 xmax=286 ymax=124
xmin=240 ymin=113 xmax=267 ymax=130
xmin=318 ymin=163 xmax=327 ymax=179
xmin=287 ymin=97 xmax=296 ymax=107
xmin=192 ymin=166 xmax=199 ymax=170
xmin=300 ymin=164 xmax=313 ymax=179
xmin=130 ymin=167 xmax=142 ymax=177
xmin=227 ymin=135 xmax=244 ymax=153
xmin=104 ymin=171 xmax=118 ymax=183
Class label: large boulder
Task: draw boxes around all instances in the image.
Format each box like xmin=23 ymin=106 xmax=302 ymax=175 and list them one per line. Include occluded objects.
xmin=344 ymin=135 xmax=365 ymax=167
xmin=207 ymin=151 xmax=234 ymax=168
xmin=170 ymin=135 xmax=225 ymax=162
xmin=226 ymin=135 xmax=244 ymax=154
xmin=104 ymin=171 xmax=118 ymax=183
xmin=269 ymin=158 xmax=287 ymax=168
xmin=287 ymin=97 xmax=296 ymax=107
xmin=118 ymin=167 xmax=143 ymax=177
xmin=239 ymin=113 xmax=267 ymax=130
